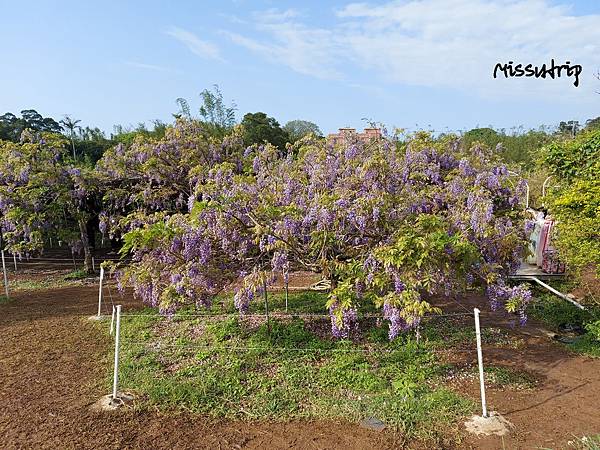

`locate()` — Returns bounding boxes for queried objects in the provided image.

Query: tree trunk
[263,276,270,333]
[86,217,98,251]
[78,218,93,274]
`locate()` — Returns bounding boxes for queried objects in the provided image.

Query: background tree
[176,85,237,139]
[283,119,322,143]
[541,129,600,280]
[461,126,552,170]
[557,120,580,137]
[60,115,82,159]
[0,113,18,141]
[585,116,600,131]
[111,120,167,146]
[0,109,61,142]
[75,126,113,165]
[241,112,289,152]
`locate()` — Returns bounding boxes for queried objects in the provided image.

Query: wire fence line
[115,311,474,320]
[118,340,478,354]
[97,304,478,355]
[72,310,478,323]
[99,308,479,356]
[16,259,131,263]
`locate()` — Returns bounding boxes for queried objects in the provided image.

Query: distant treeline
[2,85,599,170]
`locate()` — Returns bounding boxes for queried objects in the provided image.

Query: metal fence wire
[106,303,489,417]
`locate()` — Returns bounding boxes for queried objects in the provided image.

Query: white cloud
[222,8,342,79]
[224,28,341,79]
[166,26,222,61]
[225,1,600,100]
[261,8,301,22]
[124,61,179,73]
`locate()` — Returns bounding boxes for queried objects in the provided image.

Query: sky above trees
[1,0,598,134]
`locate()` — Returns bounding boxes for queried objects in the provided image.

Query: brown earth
[1,274,599,449]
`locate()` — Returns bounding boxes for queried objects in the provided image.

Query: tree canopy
[0,109,62,142]
[461,127,552,170]
[283,119,322,142]
[541,129,600,276]
[175,85,237,139]
[241,112,289,151]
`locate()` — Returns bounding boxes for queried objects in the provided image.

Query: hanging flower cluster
[96,119,246,240]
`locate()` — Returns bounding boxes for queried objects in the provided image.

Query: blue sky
[1,0,599,135]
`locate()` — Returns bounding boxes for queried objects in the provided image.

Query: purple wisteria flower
[329,303,358,339]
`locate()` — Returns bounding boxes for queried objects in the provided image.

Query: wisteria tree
[96,119,246,243]
[117,130,532,339]
[0,130,100,272]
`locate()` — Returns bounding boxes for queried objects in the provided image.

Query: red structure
[327,127,381,145]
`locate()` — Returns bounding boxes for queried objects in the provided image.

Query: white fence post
[1,250,9,299]
[110,306,116,335]
[284,273,289,313]
[13,253,17,272]
[97,266,104,317]
[263,277,270,333]
[112,305,122,400]
[474,308,488,418]
[92,257,96,273]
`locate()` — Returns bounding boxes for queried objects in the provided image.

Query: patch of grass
[528,292,591,331]
[483,366,537,389]
[229,290,330,315]
[568,434,600,450]
[419,316,523,350]
[0,294,13,304]
[10,275,86,291]
[569,334,600,358]
[63,269,89,280]
[166,290,331,318]
[246,319,332,351]
[420,316,474,348]
[11,279,56,290]
[112,296,474,443]
[365,322,390,343]
[442,363,537,390]
[257,290,330,314]
[529,291,600,358]
[194,289,379,317]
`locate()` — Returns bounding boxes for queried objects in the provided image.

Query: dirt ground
[1,273,599,449]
